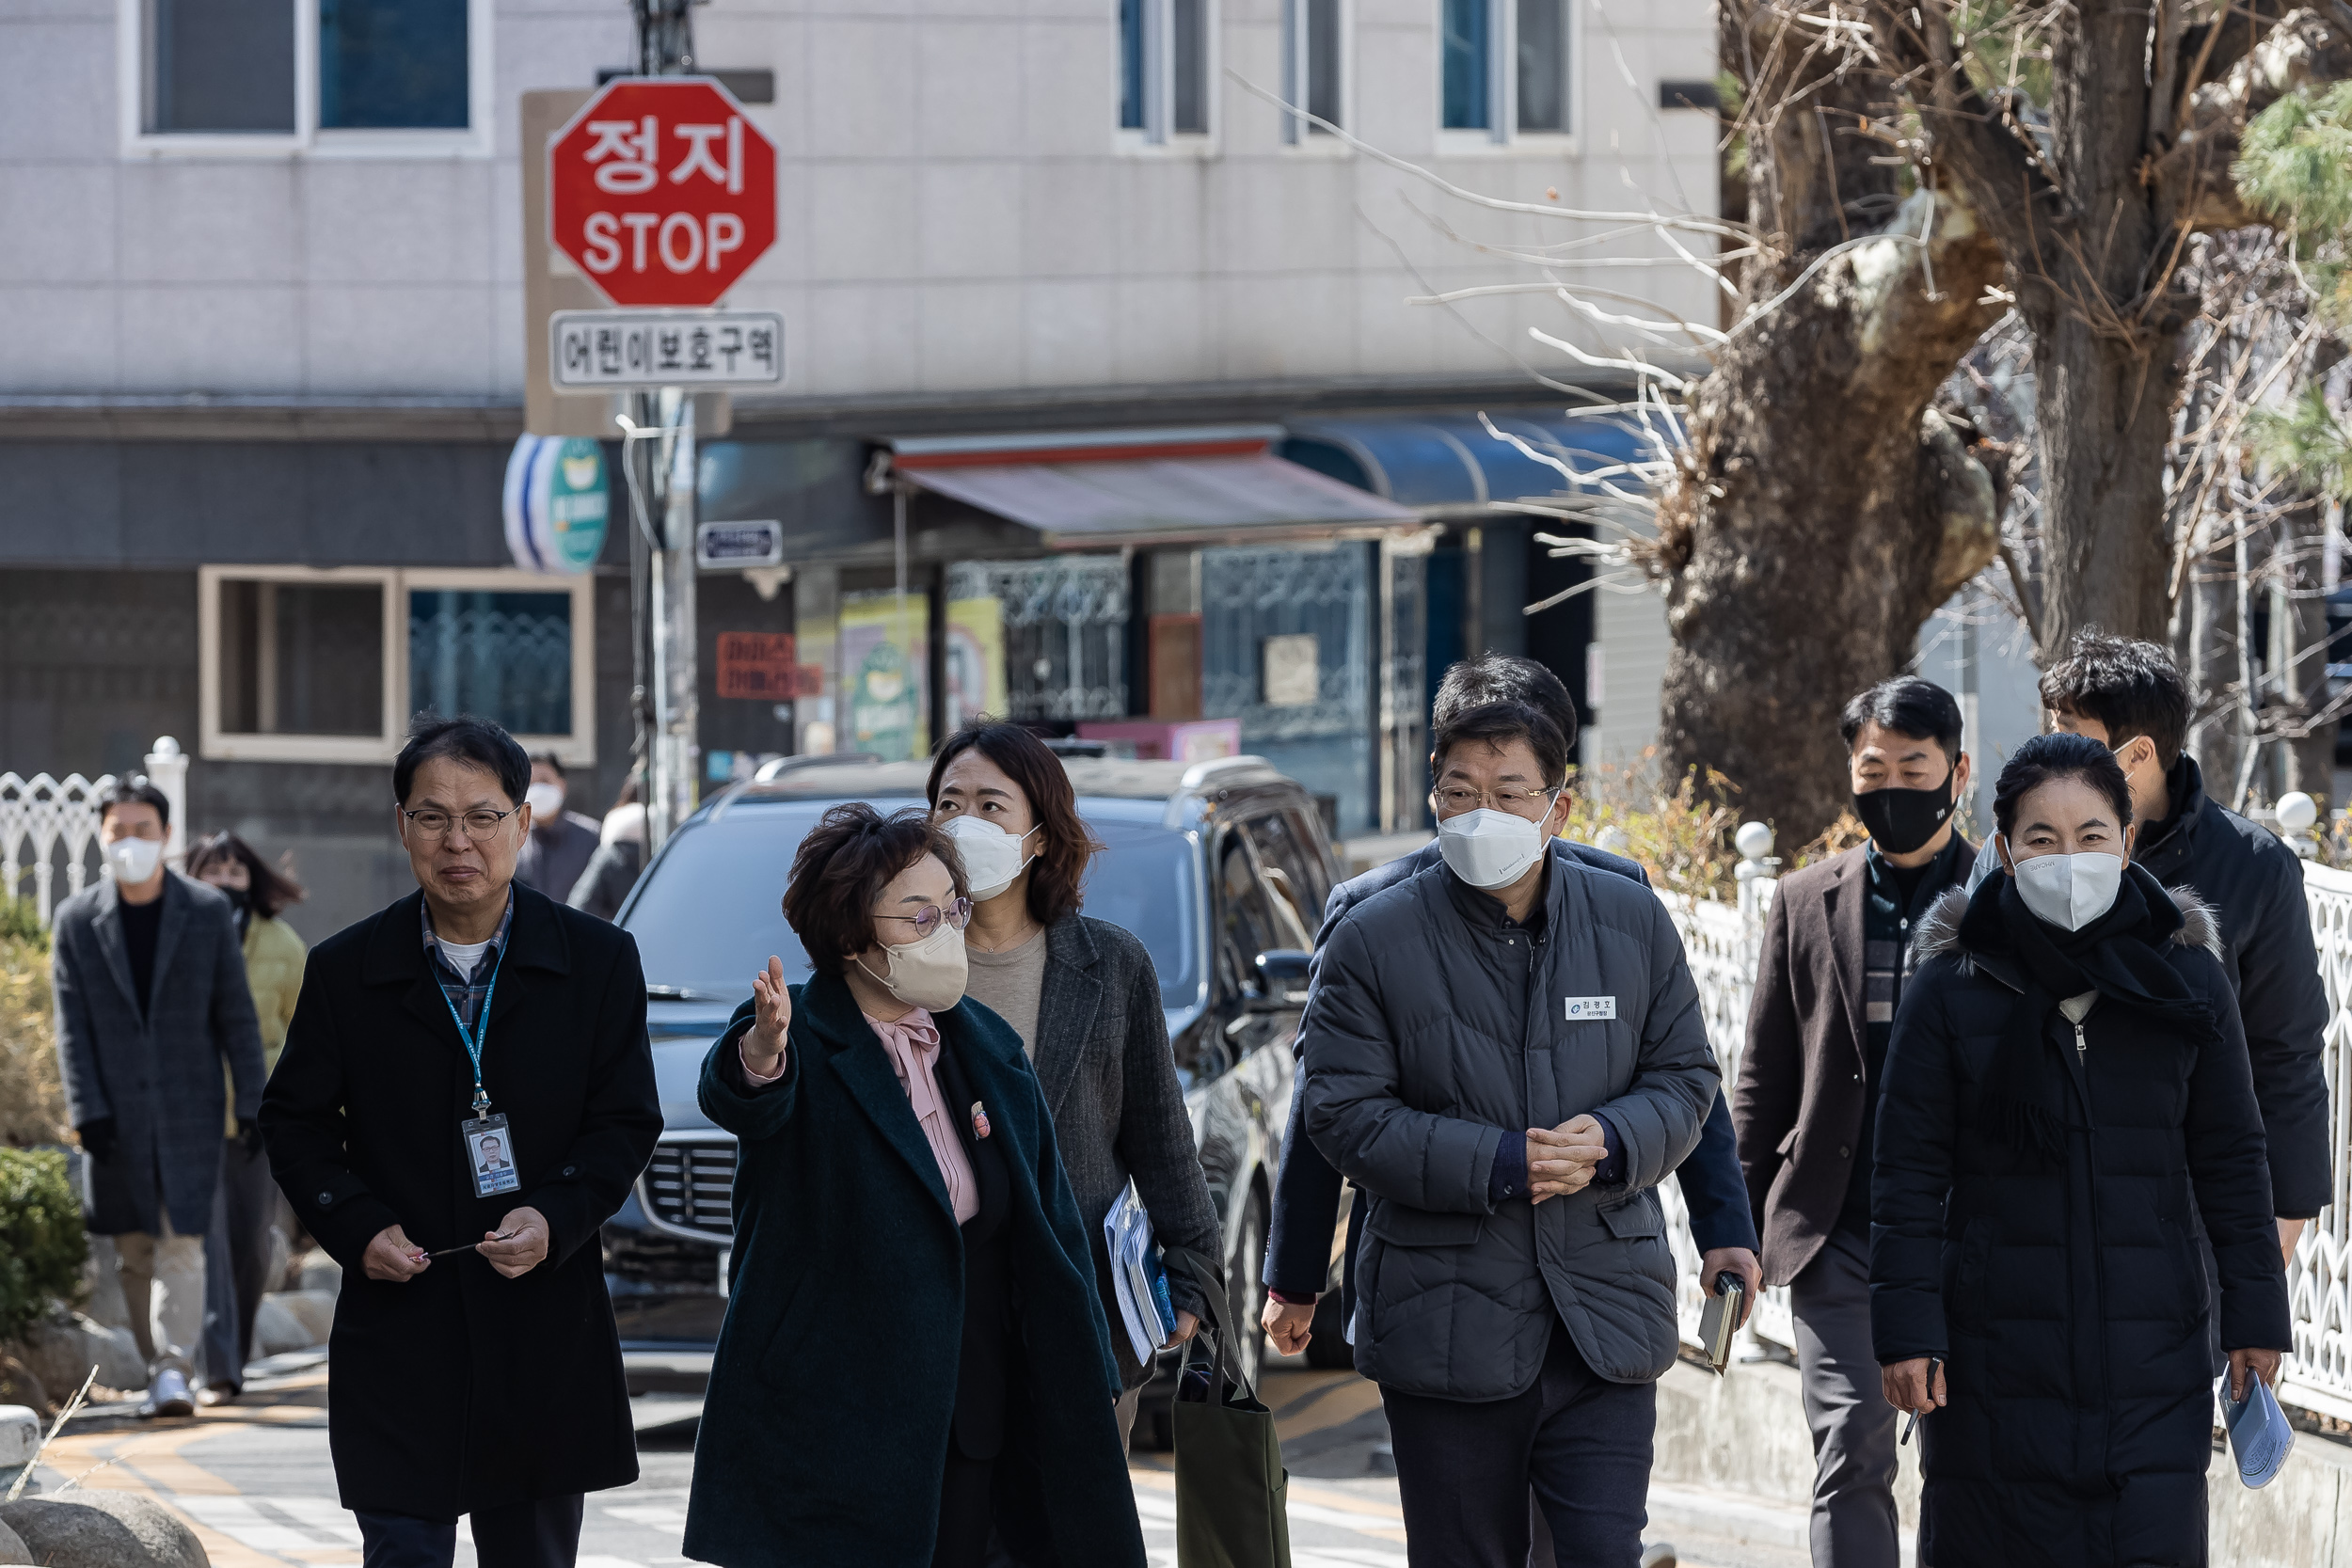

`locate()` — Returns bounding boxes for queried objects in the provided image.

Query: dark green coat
[680,974,1146,1568]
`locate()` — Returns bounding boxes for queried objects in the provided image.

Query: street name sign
[551,309,785,390]
[695,518,785,568]
[548,77,778,308]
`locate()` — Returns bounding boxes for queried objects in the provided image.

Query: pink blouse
[740,1006,978,1224]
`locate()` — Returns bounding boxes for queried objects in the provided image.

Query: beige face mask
[857,922,969,1012]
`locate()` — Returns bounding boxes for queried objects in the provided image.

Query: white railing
[0,738,189,927]
[2285,858,2352,1420]
[1664,823,2352,1406]
[1658,822,1797,1355]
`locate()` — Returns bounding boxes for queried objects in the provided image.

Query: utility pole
[629,0,697,854]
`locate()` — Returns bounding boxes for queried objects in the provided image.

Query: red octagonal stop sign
[549,77,777,309]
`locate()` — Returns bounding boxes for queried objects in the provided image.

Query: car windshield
[622,800,1201,1009]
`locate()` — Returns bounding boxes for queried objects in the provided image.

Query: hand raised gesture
[745,956,791,1073]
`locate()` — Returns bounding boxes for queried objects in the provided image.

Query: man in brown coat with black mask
[1733,676,1974,1568]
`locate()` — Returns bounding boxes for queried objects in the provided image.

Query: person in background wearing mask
[566,777,647,921]
[262,714,660,1568]
[1732,676,1972,1568]
[50,779,265,1418]
[683,803,1145,1568]
[185,832,309,1404]
[1969,632,2329,1265]
[1300,701,1718,1568]
[1876,733,2285,1564]
[514,752,600,902]
[925,721,1218,1449]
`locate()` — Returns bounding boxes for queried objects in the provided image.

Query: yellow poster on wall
[945,595,1008,730]
[839,590,929,761]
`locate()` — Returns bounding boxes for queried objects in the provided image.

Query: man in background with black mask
[1733,676,1971,1568]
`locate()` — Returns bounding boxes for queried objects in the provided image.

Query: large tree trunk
[1658,191,2006,837]
[2032,321,2187,648]
[1656,4,2006,838]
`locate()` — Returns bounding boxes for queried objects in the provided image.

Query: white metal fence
[0,738,189,927]
[1661,832,2352,1412]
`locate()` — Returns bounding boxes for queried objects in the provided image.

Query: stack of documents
[1104,1181,1176,1364]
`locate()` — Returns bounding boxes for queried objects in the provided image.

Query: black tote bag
[1166,1246,1293,1568]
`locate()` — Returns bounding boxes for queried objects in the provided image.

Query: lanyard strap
[437,941,506,1117]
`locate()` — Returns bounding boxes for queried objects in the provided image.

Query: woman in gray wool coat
[926,721,1224,1446]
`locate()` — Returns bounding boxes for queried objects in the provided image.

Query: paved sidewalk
[19,1352,1803,1567]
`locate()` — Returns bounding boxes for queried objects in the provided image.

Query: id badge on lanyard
[441,944,520,1200]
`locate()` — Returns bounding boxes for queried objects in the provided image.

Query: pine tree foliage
[2235,82,2352,331]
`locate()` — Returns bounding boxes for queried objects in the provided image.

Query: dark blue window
[319,0,469,130]
[409,590,572,736]
[1120,0,1146,130]
[1441,0,1489,130]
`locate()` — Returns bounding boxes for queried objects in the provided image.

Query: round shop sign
[503,435,610,574]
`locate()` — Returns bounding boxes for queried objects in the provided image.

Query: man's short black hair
[1838,676,1964,761]
[394,713,531,808]
[1432,701,1570,789]
[2037,630,2192,766]
[96,776,171,829]
[1433,655,1579,752]
[532,751,565,779]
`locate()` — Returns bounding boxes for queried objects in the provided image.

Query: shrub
[0,904,67,1149]
[1564,755,1745,901]
[0,1147,87,1343]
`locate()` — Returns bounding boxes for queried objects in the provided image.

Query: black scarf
[1957,862,2215,1164]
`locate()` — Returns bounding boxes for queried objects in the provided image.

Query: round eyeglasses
[402,806,519,842]
[873,896,974,940]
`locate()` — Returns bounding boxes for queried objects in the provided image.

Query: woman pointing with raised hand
[682,803,1144,1568]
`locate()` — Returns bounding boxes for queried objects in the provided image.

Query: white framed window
[1117,0,1217,149]
[199,565,595,765]
[119,0,494,156]
[1280,0,1348,145]
[1438,0,1575,149]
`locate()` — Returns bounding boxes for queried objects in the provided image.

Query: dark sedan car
[599,751,1342,1432]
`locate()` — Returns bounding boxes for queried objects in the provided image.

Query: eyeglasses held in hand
[873,896,974,938]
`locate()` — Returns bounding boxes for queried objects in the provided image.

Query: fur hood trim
[1912,879,2222,968]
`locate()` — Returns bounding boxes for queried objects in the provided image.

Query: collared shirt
[421,893,516,1036]
[741,1006,980,1224]
[1841,834,1969,1236]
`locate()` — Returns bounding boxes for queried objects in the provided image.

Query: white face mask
[525,782,565,820]
[2007,847,2125,931]
[941,816,1039,903]
[1437,807,1549,891]
[858,922,969,1013]
[106,835,164,885]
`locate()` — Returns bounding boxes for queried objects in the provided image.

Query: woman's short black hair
[927,721,1102,928]
[781,802,968,975]
[393,713,530,808]
[1430,700,1570,788]
[1993,732,2134,838]
[1838,676,1963,760]
[185,832,308,919]
[96,776,171,830]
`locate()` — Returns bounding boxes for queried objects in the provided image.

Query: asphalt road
[21,1349,1804,1568]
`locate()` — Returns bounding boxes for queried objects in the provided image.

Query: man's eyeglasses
[402,806,519,842]
[1432,785,1562,818]
[874,897,974,939]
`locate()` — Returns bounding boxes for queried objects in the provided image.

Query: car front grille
[639,1141,738,1239]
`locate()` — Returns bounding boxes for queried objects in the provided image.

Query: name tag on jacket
[1563,996,1616,1021]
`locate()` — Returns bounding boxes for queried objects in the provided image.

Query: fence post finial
[145,736,188,870]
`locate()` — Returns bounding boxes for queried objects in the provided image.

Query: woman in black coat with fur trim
[1871,733,2288,1567]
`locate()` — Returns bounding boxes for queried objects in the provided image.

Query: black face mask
[1852,772,1955,856]
[219,886,249,911]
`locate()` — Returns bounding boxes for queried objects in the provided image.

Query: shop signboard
[501,435,610,574]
